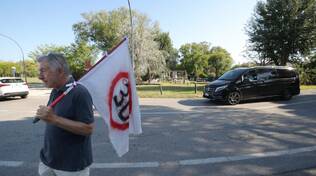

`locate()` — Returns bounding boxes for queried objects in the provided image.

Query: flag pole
[127,0,134,69]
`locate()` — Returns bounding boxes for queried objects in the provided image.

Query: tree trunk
[280,53,289,66]
[148,68,151,84]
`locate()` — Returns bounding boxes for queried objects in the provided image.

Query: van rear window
[277,69,296,78]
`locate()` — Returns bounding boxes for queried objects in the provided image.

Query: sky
[0,0,259,64]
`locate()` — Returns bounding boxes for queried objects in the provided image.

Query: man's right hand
[36,105,56,124]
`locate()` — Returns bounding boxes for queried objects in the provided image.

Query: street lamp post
[127,0,134,68]
[0,33,27,83]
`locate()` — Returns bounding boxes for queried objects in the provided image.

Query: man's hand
[36,105,56,124]
[35,105,93,136]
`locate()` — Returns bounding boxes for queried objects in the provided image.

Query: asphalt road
[0,89,316,176]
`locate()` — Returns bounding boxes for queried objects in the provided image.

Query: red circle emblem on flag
[108,72,132,130]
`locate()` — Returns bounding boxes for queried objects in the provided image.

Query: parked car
[203,66,300,105]
[0,77,29,99]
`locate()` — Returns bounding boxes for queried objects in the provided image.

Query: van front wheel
[226,91,241,105]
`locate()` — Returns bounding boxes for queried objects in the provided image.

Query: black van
[203,66,300,105]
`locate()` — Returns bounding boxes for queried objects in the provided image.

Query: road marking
[180,145,316,166]
[1,145,316,168]
[0,161,23,167]
[92,161,159,168]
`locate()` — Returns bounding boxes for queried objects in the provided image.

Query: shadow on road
[0,97,24,102]
[0,94,316,176]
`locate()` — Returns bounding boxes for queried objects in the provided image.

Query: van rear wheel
[227,91,241,105]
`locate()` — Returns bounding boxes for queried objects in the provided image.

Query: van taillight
[0,83,9,87]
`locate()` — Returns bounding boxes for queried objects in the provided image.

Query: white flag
[79,38,142,157]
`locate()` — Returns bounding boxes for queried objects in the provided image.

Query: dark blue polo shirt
[40,77,94,171]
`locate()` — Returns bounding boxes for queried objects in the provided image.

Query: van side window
[257,69,277,81]
[244,70,257,82]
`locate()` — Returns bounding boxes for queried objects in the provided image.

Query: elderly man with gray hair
[36,53,94,176]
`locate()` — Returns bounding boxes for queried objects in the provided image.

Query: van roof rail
[251,66,294,70]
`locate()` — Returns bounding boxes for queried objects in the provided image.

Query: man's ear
[57,68,63,74]
[57,68,66,77]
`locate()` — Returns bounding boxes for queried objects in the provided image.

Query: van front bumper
[203,91,226,101]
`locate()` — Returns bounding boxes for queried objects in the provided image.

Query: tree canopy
[208,47,233,78]
[179,42,233,80]
[0,60,38,77]
[28,42,98,80]
[179,42,210,79]
[246,0,316,65]
[154,32,179,70]
[73,7,167,79]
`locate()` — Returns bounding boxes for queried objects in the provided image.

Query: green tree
[179,42,210,80]
[28,44,66,60]
[231,62,257,69]
[73,7,167,80]
[294,52,316,84]
[246,0,316,65]
[64,41,98,80]
[16,60,38,77]
[0,61,18,76]
[29,42,97,80]
[154,32,179,70]
[208,47,233,78]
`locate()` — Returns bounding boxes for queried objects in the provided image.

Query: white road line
[1,146,316,168]
[92,162,159,168]
[179,145,316,166]
[0,161,23,167]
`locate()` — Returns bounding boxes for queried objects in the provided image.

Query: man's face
[38,61,62,88]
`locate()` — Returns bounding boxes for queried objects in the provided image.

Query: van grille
[205,87,215,93]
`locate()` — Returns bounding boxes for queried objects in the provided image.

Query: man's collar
[55,76,75,92]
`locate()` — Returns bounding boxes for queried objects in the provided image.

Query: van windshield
[218,69,246,81]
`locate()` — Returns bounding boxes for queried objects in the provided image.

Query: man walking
[36,53,94,176]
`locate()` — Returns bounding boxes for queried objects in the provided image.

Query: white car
[0,77,29,99]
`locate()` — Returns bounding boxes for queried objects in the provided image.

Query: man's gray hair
[37,53,71,76]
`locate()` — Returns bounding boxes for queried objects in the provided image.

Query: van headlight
[215,85,228,92]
